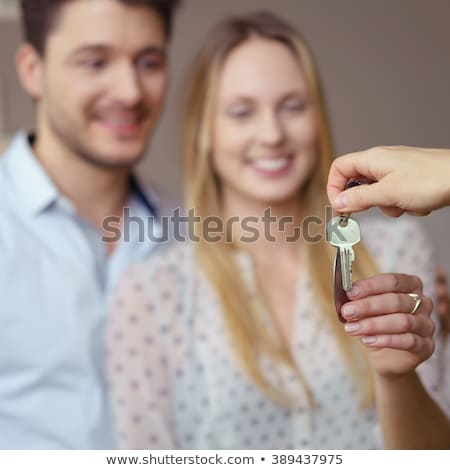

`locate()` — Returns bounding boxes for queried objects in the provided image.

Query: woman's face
[212,38,318,208]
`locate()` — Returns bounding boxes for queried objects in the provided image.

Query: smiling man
[0,0,180,449]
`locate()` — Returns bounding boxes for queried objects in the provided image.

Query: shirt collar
[129,174,159,218]
[2,132,59,215]
[2,132,159,217]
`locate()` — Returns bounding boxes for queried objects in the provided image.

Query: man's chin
[79,146,147,170]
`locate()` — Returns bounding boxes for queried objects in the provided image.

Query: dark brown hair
[20,0,181,55]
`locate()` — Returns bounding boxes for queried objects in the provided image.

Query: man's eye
[82,58,105,69]
[137,57,162,70]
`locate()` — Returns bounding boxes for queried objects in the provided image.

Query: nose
[110,62,143,106]
[259,110,285,147]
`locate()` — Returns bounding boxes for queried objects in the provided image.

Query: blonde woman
[106,12,450,449]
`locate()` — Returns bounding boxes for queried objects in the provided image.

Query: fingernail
[348,286,361,297]
[344,322,360,333]
[342,304,357,318]
[361,336,377,345]
[334,194,347,209]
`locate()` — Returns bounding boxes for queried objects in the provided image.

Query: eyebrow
[280,91,309,101]
[226,90,308,104]
[68,44,166,60]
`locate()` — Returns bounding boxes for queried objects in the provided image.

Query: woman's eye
[228,107,252,119]
[283,100,307,113]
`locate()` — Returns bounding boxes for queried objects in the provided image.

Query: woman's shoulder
[359,213,425,243]
[358,213,430,260]
[129,241,194,277]
[358,213,436,295]
[112,242,197,320]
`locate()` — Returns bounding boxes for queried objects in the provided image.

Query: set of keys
[326,180,372,323]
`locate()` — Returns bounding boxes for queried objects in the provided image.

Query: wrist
[373,370,419,391]
[437,151,450,206]
[445,166,450,207]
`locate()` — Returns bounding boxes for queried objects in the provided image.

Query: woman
[106,12,450,449]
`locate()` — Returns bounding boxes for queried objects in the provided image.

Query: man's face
[39,0,168,168]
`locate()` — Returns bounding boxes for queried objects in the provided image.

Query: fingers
[436,288,450,323]
[341,273,432,324]
[327,148,392,212]
[405,210,432,217]
[327,151,367,204]
[344,312,435,338]
[327,149,385,196]
[435,268,450,334]
[341,292,432,321]
[436,299,449,319]
[436,270,449,313]
[381,206,405,218]
[346,273,423,299]
[332,182,395,213]
[436,268,447,289]
[341,272,437,374]
[359,333,435,355]
[341,271,435,364]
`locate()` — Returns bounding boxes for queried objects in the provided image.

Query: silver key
[326,216,360,291]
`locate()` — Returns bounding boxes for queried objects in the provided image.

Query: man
[0,0,180,449]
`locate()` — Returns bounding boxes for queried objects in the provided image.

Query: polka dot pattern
[106,218,450,449]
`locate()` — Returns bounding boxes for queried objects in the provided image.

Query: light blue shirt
[0,133,161,449]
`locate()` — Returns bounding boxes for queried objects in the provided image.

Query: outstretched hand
[327,146,450,217]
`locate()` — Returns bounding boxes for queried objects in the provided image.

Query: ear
[16,43,44,100]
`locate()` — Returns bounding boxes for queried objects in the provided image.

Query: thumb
[333,181,395,212]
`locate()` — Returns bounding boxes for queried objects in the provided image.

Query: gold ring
[408,293,422,314]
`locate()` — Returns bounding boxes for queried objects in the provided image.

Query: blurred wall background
[1,0,449,274]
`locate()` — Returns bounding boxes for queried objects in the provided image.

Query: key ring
[338,179,376,227]
[339,213,350,227]
[338,181,361,227]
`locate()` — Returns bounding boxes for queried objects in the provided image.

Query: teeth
[252,158,290,171]
[103,120,138,126]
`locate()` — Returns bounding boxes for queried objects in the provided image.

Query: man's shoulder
[0,135,37,255]
[0,159,15,217]
[0,148,24,220]
[0,132,27,206]
[0,167,16,283]
[137,180,181,218]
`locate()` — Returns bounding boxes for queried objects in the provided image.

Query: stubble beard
[47,111,149,170]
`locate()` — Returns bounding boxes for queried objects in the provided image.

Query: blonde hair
[183,11,378,406]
